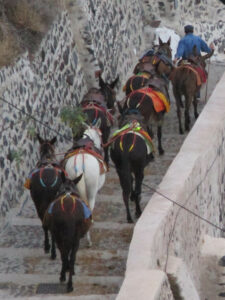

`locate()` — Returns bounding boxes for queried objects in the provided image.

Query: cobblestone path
[0,61,223,299]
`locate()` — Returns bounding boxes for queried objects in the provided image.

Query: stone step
[14,295,117,300]
[17,192,152,222]
[0,247,127,277]
[0,221,134,251]
[0,273,123,297]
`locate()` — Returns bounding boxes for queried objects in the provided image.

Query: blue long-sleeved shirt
[175,33,212,59]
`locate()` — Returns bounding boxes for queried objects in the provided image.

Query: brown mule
[171,46,214,134]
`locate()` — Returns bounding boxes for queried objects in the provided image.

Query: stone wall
[0,12,87,221]
[0,0,146,222]
[142,0,225,60]
[117,72,225,299]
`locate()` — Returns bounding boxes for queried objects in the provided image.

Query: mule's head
[37,134,57,161]
[98,74,119,109]
[189,45,213,70]
[158,37,172,59]
[118,108,145,129]
[82,120,102,150]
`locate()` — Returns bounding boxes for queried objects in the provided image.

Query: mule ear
[73,174,83,185]
[159,37,163,46]
[95,118,101,128]
[37,134,44,144]
[82,122,90,129]
[110,76,119,89]
[167,36,171,46]
[98,74,105,89]
[50,136,57,145]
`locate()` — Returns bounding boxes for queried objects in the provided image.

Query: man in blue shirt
[174,25,214,100]
[174,25,214,62]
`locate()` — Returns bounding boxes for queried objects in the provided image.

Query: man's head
[184,25,194,34]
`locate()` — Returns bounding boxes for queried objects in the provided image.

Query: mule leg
[86,231,92,248]
[173,91,184,134]
[117,167,133,223]
[60,248,69,283]
[193,95,199,119]
[184,95,192,131]
[67,237,80,293]
[157,125,164,155]
[50,233,56,260]
[43,226,50,254]
[133,170,144,218]
[123,190,133,223]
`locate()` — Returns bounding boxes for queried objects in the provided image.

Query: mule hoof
[135,211,142,218]
[67,285,73,293]
[159,149,164,155]
[60,275,66,282]
[127,218,133,224]
[44,248,50,254]
[51,252,56,260]
[87,241,93,248]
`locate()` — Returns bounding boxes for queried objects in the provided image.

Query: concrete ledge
[117,270,173,300]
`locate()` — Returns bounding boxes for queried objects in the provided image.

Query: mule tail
[76,172,88,205]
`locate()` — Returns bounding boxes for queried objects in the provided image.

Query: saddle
[67,137,102,157]
[177,60,207,85]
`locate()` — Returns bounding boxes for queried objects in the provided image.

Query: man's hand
[209,42,215,50]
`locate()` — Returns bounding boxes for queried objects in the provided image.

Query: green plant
[60,106,87,139]
[27,125,37,140]
[10,148,24,167]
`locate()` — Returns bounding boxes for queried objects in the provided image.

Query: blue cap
[184,25,194,33]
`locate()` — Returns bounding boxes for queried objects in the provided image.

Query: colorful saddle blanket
[127,87,170,113]
[48,193,92,219]
[24,165,65,190]
[111,121,155,154]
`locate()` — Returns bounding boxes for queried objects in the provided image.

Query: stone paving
[0,62,224,299]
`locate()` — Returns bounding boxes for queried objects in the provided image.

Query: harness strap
[136,93,147,108]
[39,166,59,188]
[60,194,76,213]
[119,132,137,152]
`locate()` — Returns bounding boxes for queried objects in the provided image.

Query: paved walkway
[0,62,224,299]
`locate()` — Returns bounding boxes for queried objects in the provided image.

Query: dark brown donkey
[25,134,66,259]
[171,46,214,134]
[134,37,174,81]
[109,112,154,223]
[118,74,170,155]
[43,176,92,292]
[123,38,173,97]
[81,72,119,164]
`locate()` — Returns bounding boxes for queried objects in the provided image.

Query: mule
[109,112,154,223]
[26,134,66,259]
[118,74,170,155]
[171,46,213,134]
[81,72,119,164]
[123,37,173,97]
[134,37,174,82]
[43,175,92,292]
[62,121,106,246]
